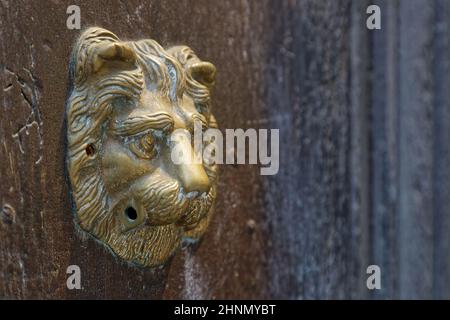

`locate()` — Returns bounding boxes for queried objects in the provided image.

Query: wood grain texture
[1,0,450,299]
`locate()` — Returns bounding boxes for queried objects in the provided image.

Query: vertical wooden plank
[349,0,371,300]
[398,0,435,299]
[432,0,450,299]
[370,0,400,299]
[264,0,354,299]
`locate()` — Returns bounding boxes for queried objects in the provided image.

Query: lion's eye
[130,133,157,159]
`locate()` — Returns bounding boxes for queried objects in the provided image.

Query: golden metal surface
[65,27,218,267]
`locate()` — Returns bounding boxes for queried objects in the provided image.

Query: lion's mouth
[176,185,216,228]
[137,182,215,228]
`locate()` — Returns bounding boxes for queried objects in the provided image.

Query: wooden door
[1,0,450,299]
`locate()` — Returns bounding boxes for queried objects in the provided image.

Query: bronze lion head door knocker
[65,27,218,267]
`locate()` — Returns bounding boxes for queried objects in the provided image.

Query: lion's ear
[92,42,136,73]
[71,27,137,86]
[167,45,216,88]
[188,61,216,88]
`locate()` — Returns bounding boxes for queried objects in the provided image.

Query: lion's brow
[111,111,174,136]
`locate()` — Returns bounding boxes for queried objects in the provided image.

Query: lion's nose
[171,135,211,194]
[178,162,210,194]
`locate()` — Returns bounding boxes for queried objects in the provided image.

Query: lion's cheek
[101,138,155,194]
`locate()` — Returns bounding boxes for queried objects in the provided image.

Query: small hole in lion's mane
[85,144,96,157]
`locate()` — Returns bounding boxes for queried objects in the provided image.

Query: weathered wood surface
[1,0,450,299]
